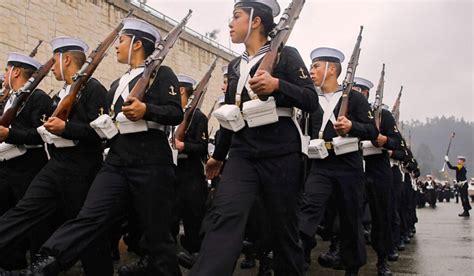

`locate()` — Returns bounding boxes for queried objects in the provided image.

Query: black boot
[118,255,151,276]
[301,234,316,271]
[397,240,406,251]
[240,257,256,269]
[318,239,339,268]
[387,250,399,262]
[13,255,60,276]
[458,211,470,217]
[403,235,411,244]
[257,252,273,276]
[377,259,392,276]
[240,240,256,269]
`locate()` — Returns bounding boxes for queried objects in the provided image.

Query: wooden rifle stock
[0,40,44,112]
[206,98,219,118]
[29,40,43,58]
[256,0,305,100]
[0,57,55,127]
[51,10,133,121]
[338,26,363,118]
[391,85,403,125]
[127,10,192,102]
[175,57,217,141]
[196,59,219,110]
[374,63,385,129]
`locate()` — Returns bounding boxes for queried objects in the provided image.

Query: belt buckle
[325,142,333,150]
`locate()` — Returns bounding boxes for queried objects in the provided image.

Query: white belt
[24,145,43,149]
[276,107,292,117]
[178,153,189,159]
[146,121,166,131]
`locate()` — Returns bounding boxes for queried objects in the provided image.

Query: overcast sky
[146,0,473,122]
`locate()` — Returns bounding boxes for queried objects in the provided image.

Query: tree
[403,116,473,180]
[416,143,436,176]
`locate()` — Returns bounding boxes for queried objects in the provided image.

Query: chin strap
[59,53,65,81]
[318,61,329,90]
[128,35,136,66]
[243,7,254,44]
[7,66,14,90]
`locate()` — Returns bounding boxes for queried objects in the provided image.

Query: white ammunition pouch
[115,112,165,134]
[300,133,310,157]
[116,112,148,134]
[308,139,329,159]
[242,97,278,128]
[332,136,360,156]
[213,104,245,132]
[90,114,118,139]
[0,142,26,161]
[37,126,77,148]
[213,101,293,131]
[361,140,383,156]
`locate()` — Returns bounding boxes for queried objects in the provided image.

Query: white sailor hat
[426,174,433,178]
[121,18,161,44]
[310,47,345,64]
[457,156,466,161]
[50,36,89,54]
[234,0,281,17]
[6,52,42,70]
[222,65,228,76]
[177,74,197,87]
[217,95,225,105]
[354,77,374,90]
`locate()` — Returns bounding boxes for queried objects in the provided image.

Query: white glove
[444,155,449,162]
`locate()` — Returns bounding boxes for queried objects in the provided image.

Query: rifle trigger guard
[72,73,87,82]
[269,25,290,38]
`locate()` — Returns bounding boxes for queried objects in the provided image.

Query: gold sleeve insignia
[169,85,177,96]
[298,68,308,79]
[368,111,374,119]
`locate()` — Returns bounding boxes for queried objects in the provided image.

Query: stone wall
[0,0,235,132]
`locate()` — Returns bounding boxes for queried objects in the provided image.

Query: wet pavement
[60,200,473,275]
[301,201,474,276]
